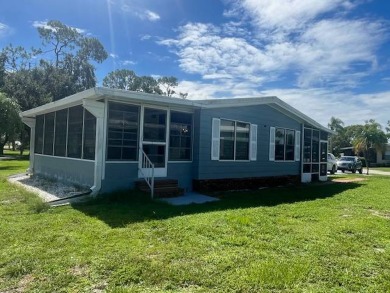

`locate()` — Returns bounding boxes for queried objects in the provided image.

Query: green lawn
[1,160,390,292]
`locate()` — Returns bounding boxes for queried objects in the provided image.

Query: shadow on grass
[72,181,363,228]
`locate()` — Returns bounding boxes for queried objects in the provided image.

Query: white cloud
[145,10,160,21]
[110,53,118,59]
[140,34,152,41]
[122,60,136,66]
[159,0,387,89]
[0,22,12,38]
[120,3,160,22]
[32,20,86,34]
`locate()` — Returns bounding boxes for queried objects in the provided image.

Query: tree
[0,93,22,156]
[327,117,345,154]
[102,69,140,91]
[158,76,177,97]
[103,70,189,97]
[36,20,108,100]
[352,120,387,175]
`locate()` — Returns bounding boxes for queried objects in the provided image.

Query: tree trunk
[0,142,5,156]
[365,151,369,175]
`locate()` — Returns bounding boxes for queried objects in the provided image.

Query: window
[35,115,44,154]
[274,128,295,161]
[220,120,235,160]
[54,109,67,157]
[43,112,55,155]
[83,110,96,160]
[220,119,250,161]
[169,111,192,161]
[107,102,139,160]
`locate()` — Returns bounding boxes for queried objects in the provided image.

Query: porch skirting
[193,175,300,193]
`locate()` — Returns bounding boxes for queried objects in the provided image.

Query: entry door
[319,140,328,181]
[139,107,169,177]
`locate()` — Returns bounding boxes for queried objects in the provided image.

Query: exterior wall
[195,105,301,180]
[167,162,193,192]
[100,162,193,193]
[100,163,139,193]
[34,154,95,187]
[376,144,390,165]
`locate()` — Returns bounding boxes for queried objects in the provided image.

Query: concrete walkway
[368,169,390,176]
[159,192,219,206]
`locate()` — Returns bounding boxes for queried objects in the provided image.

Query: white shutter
[250,124,258,161]
[211,118,220,160]
[295,130,301,161]
[269,127,275,161]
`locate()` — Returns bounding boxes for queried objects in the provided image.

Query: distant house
[376,143,390,166]
[21,87,333,196]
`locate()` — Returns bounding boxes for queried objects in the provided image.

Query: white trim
[211,118,220,160]
[34,153,95,162]
[295,130,301,161]
[22,117,36,174]
[250,124,257,161]
[269,127,275,161]
[139,106,169,178]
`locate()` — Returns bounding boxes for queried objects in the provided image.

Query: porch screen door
[139,107,168,177]
[319,140,328,181]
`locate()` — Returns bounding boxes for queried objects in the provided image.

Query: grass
[1,159,390,292]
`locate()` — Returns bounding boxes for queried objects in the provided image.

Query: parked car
[327,153,337,174]
[337,156,363,174]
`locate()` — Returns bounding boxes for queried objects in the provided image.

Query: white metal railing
[139,148,155,199]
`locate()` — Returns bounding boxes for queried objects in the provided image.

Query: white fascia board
[94,87,203,108]
[20,88,101,118]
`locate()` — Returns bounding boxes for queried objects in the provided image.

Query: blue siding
[101,162,193,193]
[101,163,138,193]
[195,105,301,180]
[167,162,193,192]
[34,155,95,186]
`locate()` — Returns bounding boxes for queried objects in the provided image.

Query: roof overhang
[20,87,333,134]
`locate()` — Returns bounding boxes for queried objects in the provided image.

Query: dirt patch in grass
[332,178,366,183]
[368,209,390,220]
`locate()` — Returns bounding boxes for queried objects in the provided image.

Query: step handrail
[139,148,155,199]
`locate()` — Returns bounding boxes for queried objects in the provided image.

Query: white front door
[138,107,169,178]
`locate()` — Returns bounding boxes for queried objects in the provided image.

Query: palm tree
[352,120,387,175]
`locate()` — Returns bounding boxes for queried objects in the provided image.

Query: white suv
[327,153,337,174]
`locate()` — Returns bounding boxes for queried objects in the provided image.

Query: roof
[21,87,333,133]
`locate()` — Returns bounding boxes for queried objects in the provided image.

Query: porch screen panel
[83,109,96,160]
[169,111,192,161]
[107,102,139,161]
[43,112,55,155]
[67,106,83,158]
[54,109,67,157]
[35,115,44,154]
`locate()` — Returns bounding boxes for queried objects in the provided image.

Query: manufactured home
[21,87,332,196]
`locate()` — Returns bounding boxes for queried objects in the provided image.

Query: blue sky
[1,0,389,128]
